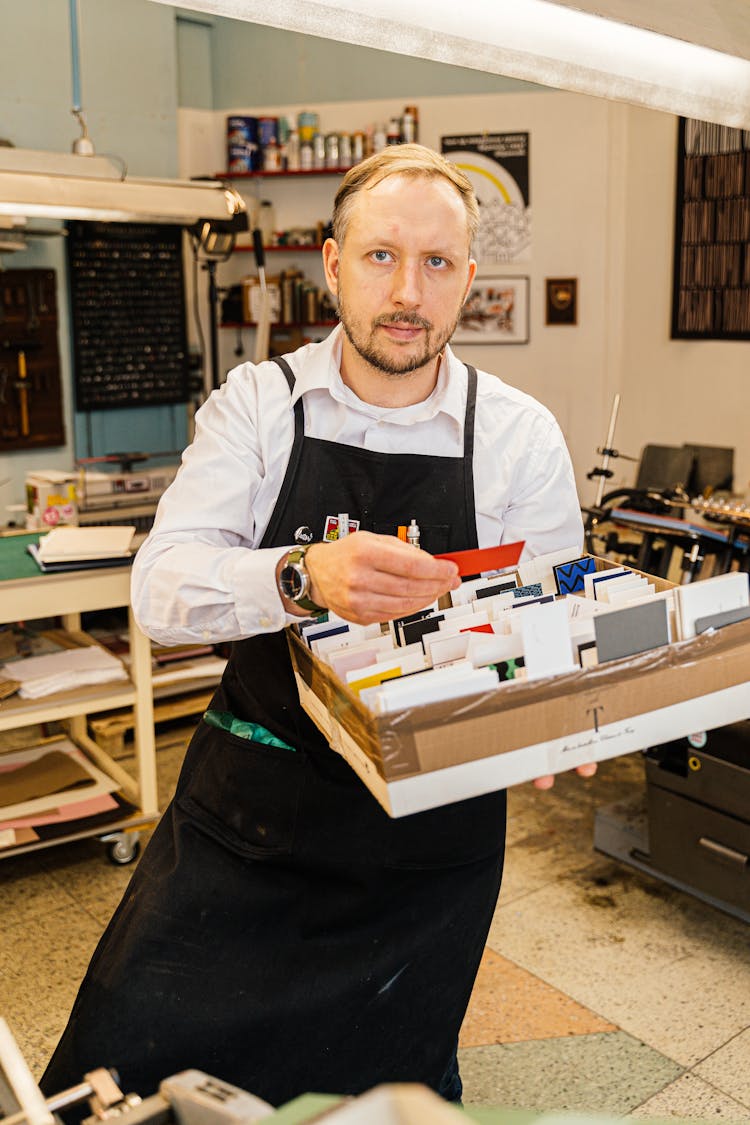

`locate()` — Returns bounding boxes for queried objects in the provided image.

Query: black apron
[42,358,507,1110]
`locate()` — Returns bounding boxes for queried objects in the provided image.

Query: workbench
[0,532,157,862]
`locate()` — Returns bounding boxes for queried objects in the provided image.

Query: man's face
[323,174,477,380]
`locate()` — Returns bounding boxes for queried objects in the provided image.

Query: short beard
[337,291,463,377]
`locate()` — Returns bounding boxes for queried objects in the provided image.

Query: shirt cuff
[232,544,292,635]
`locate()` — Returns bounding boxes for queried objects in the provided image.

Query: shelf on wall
[233,244,324,253]
[217,168,350,180]
[221,320,338,330]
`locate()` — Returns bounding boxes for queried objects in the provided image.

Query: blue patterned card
[554,556,597,595]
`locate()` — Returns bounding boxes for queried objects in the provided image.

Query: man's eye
[428,256,448,268]
[371,250,392,262]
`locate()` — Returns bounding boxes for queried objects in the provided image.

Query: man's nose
[390,261,422,307]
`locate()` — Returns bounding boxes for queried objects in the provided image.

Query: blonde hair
[332,143,479,248]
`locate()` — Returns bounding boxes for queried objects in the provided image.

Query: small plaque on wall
[545,278,578,325]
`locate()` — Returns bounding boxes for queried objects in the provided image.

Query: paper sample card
[586,567,631,600]
[594,600,670,663]
[694,605,750,634]
[475,578,519,599]
[553,555,597,595]
[520,599,577,680]
[675,572,750,640]
[518,544,582,591]
[435,541,524,577]
[513,583,543,599]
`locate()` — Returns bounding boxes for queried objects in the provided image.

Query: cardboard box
[25,471,79,530]
[288,564,750,817]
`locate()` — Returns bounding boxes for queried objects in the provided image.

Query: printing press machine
[0,1018,725,1125]
[595,721,750,922]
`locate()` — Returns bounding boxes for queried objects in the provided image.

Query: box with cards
[288,544,750,817]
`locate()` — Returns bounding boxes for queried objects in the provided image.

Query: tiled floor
[1,735,749,1122]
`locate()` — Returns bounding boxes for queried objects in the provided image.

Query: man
[42,144,590,1111]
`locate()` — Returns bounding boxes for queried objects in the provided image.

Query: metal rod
[595,392,621,507]
[69,0,83,112]
[0,1019,55,1125]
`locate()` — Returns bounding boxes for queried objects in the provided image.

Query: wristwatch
[278,545,327,616]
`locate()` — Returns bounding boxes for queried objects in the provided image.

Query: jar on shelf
[286,130,301,171]
[300,140,314,170]
[386,118,401,145]
[263,139,282,172]
[325,134,340,169]
[401,107,417,144]
[257,200,276,246]
[312,133,326,169]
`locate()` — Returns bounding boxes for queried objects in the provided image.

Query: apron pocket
[384,788,506,870]
[176,721,305,858]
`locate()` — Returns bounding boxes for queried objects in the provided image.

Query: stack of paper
[0,740,120,849]
[38,525,135,562]
[1,646,128,699]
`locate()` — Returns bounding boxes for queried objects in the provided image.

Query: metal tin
[258,116,278,148]
[313,133,326,169]
[351,132,365,164]
[297,111,319,142]
[325,133,340,169]
[401,110,416,144]
[338,133,353,169]
[226,115,259,172]
[299,141,314,170]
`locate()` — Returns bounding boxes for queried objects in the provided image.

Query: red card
[435,541,524,577]
[459,623,494,634]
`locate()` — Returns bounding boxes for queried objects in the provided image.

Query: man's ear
[322,238,341,299]
[462,258,478,304]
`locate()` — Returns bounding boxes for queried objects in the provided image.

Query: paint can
[227,116,259,173]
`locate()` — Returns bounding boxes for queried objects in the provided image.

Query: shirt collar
[289,323,467,428]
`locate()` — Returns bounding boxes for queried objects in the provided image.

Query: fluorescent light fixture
[0,147,248,227]
[151,0,750,127]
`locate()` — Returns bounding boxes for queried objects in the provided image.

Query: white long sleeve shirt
[131,326,583,645]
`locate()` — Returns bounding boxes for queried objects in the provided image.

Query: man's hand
[533,762,598,790]
[303,531,461,625]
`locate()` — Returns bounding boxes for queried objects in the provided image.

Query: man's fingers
[533,762,599,790]
[532,775,555,790]
[306,532,460,623]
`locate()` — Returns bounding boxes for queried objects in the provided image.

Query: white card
[675,572,750,640]
[518,545,583,591]
[520,599,577,680]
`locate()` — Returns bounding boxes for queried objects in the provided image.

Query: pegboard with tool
[0,268,64,450]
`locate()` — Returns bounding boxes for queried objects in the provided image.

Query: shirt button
[259,614,273,628]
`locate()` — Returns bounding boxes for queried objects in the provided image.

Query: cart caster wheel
[105,834,141,866]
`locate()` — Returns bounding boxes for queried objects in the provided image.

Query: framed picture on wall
[453,276,529,344]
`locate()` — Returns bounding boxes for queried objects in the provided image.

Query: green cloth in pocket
[203,710,296,751]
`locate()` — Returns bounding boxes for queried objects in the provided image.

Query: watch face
[280,564,304,600]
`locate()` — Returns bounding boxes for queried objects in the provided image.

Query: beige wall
[179,90,749,503]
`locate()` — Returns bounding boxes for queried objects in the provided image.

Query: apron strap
[463,365,479,550]
[260,357,306,549]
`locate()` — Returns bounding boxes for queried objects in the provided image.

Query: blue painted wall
[0,0,186,510]
[0,1,539,509]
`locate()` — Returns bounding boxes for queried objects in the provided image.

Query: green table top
[0,533,45,582]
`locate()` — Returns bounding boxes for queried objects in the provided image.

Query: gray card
[694,605,750,634]
[594,600,670,663]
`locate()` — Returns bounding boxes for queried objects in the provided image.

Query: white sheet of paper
[326,635,395,677]
[675,572,750,640]
[372,663,498,714]
[466,631,525,668]
[520,599,577,680]
[426,632,472,667]
[518,545,582,592]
